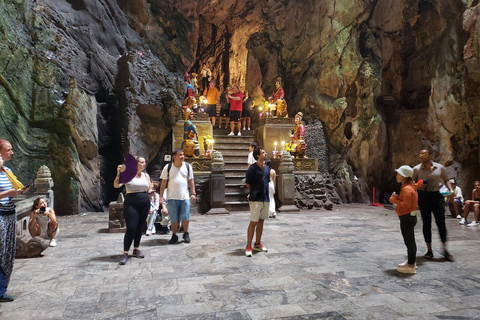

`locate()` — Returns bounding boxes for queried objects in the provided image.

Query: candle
[281,141,285,151]
[274,141,277,151]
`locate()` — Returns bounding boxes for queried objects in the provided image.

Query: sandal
[443,251,454,262]
[423,251,433,259]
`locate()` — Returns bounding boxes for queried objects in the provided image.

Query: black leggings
[399,214,417,265]
[123,192,149,252]
[418,191,447,243]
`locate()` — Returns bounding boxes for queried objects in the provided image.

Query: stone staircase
[213,127,254,212]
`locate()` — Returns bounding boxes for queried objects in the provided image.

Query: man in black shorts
[219,87,230,129]
[203,80,220,127]
[227,86,244,136]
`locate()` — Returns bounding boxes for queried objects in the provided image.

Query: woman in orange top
[389,165,419,274]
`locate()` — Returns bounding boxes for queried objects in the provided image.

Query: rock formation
[0,0,479,213]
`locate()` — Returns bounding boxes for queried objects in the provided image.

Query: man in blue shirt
[245,147,270,257]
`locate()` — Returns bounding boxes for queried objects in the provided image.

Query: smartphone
[23,184,31,190]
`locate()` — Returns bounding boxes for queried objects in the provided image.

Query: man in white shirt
[160,149,196,244]
[446,179,463,218]
[247,142,257,168]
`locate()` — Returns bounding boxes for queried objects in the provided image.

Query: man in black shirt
[244,147,270,257]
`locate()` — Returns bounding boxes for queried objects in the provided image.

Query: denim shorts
[167,199,190,223]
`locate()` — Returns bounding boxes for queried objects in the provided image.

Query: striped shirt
[0,167,15,211]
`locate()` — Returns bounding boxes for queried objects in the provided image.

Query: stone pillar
[207,151,229,214]
[277,151,299,213]
[108,193,125,233]
[33,165,54,208]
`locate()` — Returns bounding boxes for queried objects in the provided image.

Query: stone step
[215,143,251,150]
[223,162,248,170]
[224,170,247,177]
[214,149,250,156]
[225,184,248,193]
[224,201,250,212]
[214,136,255,144]
[225,192,249,202]
[213,128,254,137]
[225,176,245,184]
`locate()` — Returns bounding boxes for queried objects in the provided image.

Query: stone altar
[255,117,294,157]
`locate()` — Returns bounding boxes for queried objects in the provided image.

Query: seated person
[459,180,480,226]
[29,197,59,247]
[146,181,160,236]
[446,179,463,218]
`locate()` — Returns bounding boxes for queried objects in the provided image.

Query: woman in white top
[29,198,59,247]
[266,160,277,218]
[114,157,150,265]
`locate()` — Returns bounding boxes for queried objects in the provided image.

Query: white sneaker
[468,221,479,227]
[237,132,241,136]
[397,264,416,274]
[456,215,462,219]
[247,127,251,130]
[228,132,234,136]
[245,246,252,257]
[459,218,467,225]
[49,239,57,247]
[243,127,246,130]
[398,260,417,268]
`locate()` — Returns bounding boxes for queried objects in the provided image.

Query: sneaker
[228,132,234,136]
[119,253,129,265]
[253,242,268,252]
[398,260,417,268]
[459,218,467,225]
[397,264,416,274]
[169,234,178,244]
[456,215,462,219]
[146,231,152,236]
[49,239,57,247]
[468,221,479,227]
[237,132,241,136]
[243,127,246,130]
[247,127,251,130]
[183,232,191,243]
[0,294,14,302]
[245,245,253,257]
[133,249,144,258]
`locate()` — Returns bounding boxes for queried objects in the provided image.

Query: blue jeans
[0,267,7,296]
[167,200,190,223]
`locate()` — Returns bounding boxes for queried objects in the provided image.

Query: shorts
[205,104,217,117]
[249,201,269,222]
[219,108,230,117]
[167,199,190,223]
[242,108,251,117]
[230,110,241,122]
[448,198,462,207]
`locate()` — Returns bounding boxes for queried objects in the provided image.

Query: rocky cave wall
[1,0,479,214]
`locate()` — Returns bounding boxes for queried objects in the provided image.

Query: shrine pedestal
[255,118,294,157]
[173,119,213,155]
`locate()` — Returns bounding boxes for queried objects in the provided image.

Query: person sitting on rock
[446,179,463,219]
[29,197,59,247]
[459,180,480,226]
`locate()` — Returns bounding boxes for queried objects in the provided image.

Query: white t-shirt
[247,152,255,166]
[454,186,463,202]
[160,162,194,200]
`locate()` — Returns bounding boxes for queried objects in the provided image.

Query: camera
[39,207,46,213]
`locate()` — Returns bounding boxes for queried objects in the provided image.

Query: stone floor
[3,204,480,320]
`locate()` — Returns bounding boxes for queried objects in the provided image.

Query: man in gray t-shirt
[412,148,454,261]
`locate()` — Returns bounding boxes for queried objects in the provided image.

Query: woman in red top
[389,165,419,274]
